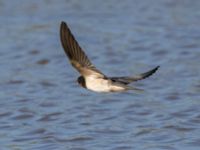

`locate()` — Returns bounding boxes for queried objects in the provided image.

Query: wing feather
[110,66,159,84]
[60,21,104,77]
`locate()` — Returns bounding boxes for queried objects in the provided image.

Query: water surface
[0,0,200,150]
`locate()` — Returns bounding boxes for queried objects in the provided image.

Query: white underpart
[85,76,125,92]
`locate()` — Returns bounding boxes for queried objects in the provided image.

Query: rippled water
[1,0,200,150]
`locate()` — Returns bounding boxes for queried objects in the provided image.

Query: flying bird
[60,21,159,93]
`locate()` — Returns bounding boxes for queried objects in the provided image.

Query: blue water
[0,0,200,150]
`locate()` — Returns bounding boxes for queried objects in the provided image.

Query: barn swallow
[60,21,159,93]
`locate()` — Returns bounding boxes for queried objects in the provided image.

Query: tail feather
[126,86,144,92]
[115,83,144,92]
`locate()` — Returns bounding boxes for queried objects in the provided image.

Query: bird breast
[85,76,125,92]
[85,76,111,92]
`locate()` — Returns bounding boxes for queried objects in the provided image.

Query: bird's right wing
[110,66,159,84]
[60,21,105,78]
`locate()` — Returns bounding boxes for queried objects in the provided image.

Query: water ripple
[1,0,200,149]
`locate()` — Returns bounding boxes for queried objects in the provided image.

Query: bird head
[77,76,86,88]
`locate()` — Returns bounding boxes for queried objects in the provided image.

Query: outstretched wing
[60,21,105,77]
[110,66,159,84]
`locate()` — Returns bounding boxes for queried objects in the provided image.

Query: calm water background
[0,0,200,150]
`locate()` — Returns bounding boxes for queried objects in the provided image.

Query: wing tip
[60,21,72,46]
[140,65,160,80]
[61,21,67,27]
[154,65,160,72]
[60,21,68,33]
[149,65,160,75]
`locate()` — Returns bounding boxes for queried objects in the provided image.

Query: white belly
[85,76,125,92]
